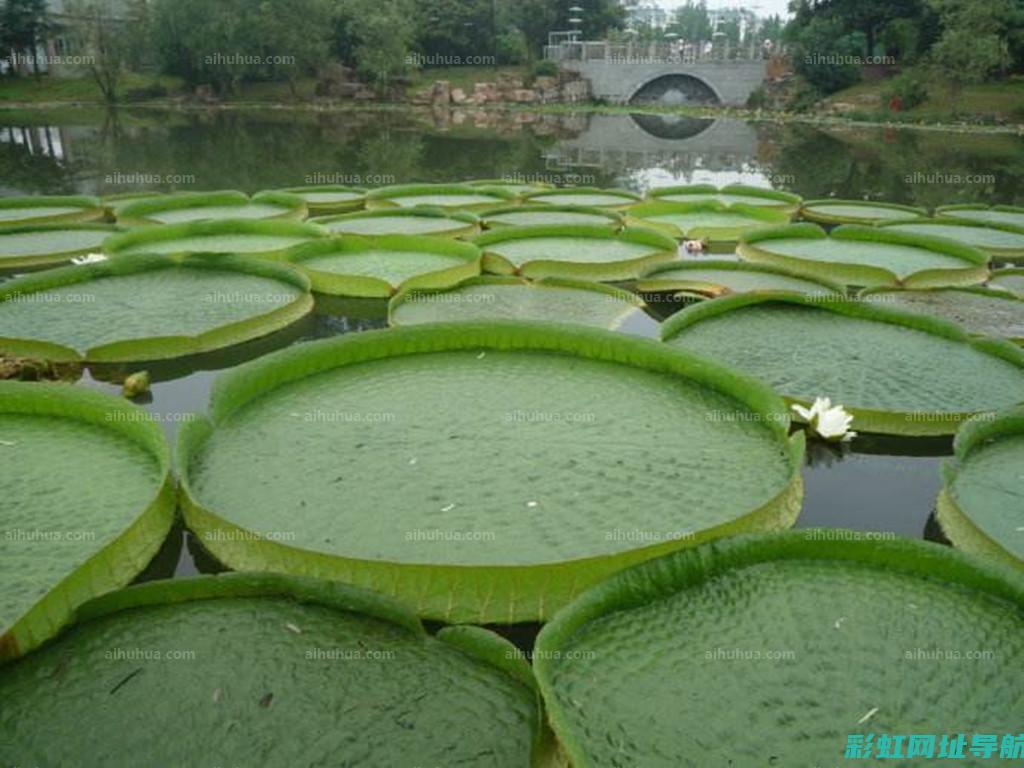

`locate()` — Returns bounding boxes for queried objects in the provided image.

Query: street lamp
[569,5,584,41]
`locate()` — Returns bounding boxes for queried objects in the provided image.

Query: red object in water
[889,96,903,112]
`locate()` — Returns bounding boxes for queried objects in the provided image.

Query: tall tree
[1,0,50,74]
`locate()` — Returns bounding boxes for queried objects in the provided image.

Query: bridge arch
[626,71,723,106]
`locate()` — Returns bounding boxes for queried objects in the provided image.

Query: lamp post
[568,5,584,42]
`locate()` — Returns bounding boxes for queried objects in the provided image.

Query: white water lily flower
[71,252,107,265]
[791,397,857,442]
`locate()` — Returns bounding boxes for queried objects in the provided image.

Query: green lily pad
[939,407,1024,570]
[389,276,647,331]
[117,191,307,226]
[937,204,1024,230]
[366,184,514,211]
[474,224,678,281]
[662,291,1024,436]
[177,323,804,623]
[0,224,123,271]
[535,531,1024,768]
[468,178,552,196]
[481,205,623,229]
[880,218,1024,262]
[0,573,543,764]
[627,201,791,248]
[635,260,843,297]
[800,199,927,225]
[861,286,1024,344]
[738,223,989,289]
[281,235,482,298]
[102,192,169,216]
[0,382,174,661]
[523,187,641,209]
[0,254,313,363]
[311,207,480,238]
[990,268,1024,297]
[275,185,367,216]
[0,196,105,227]
[647,184,802,213]
[103,219,327,258]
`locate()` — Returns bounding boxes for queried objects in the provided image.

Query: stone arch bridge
[546,41,768,107]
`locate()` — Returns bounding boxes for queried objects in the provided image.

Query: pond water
[3,105,1023,584]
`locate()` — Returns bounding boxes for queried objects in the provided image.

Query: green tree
[786,14,864,94]
[669,1,712,42]
[335,0,415,88]
[1,0,50,75]
[928,0,1013,108]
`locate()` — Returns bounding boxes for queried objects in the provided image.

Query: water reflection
[1,107,1021,206]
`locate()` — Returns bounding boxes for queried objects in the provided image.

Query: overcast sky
[655,0,793,20]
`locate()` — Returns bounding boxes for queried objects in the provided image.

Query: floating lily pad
[0,254,313,363]
[799,199,926,225]
[102,192,169,216]
[880,218,1024,262]
[861,286,1024,344]
[535,531,1024,768]
[937,204,1024,230]
[647,184,801,214]
[481,205,623,229]
[281,235,481,297]
[523,187,641,210]
[635,260,843,298]
[627,201,791,249]
[468,178,552,196]
[311,207,480,238]
[389,276,647,331]
[0,223,123,271]
[0,382,174,661]
[990,268,1024,297]
[366,184,514,211]
[738,223,989,288]
[939,407,1024,570]
[474,224,678,281]
[103,219,327,258]
[0,196,105,227]
[662,292,1024,436]
[117,190,307,226]
[178,323,804,623]
[275,185,367,216]
[0,573,543,764]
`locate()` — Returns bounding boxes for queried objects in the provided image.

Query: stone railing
[545,40,771,64]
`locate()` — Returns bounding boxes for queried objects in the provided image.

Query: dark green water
[4,105,1020,579]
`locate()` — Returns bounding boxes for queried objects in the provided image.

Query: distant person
[762,39,774,58]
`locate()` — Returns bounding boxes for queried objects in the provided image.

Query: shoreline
[1,97,1023,135]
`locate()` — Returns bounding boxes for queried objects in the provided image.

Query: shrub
[881,69,930,110]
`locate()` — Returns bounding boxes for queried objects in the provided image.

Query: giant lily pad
[938,407,1024,570]
[468,178,552,197]
[178,323,804,623]
[0,382,174,661]
[800,199,926,225]
[662,292,1024,436]
[103,219,327,258]
[0,254,313,363]
[281,235,481,297]
[0,223,123,271]
[647,184,801,214]
[274,185,367,216]
[535,531,1024,768]
[627,201,791,249]
[0,196,104,227]
[738,223,989,289]
[523,187,641,210]
[635,260,843,298]
[937,203,1024,230]
[389,276,647,331]
[990,268,1024,297]
[474,224,678,281]
[366,184,514,211]
[0,573,543,764]
[481,205,623,229]
[117,190,307,226]
[880,218,1024,263]
[311,207,480,238]
[861,286,1024,344]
